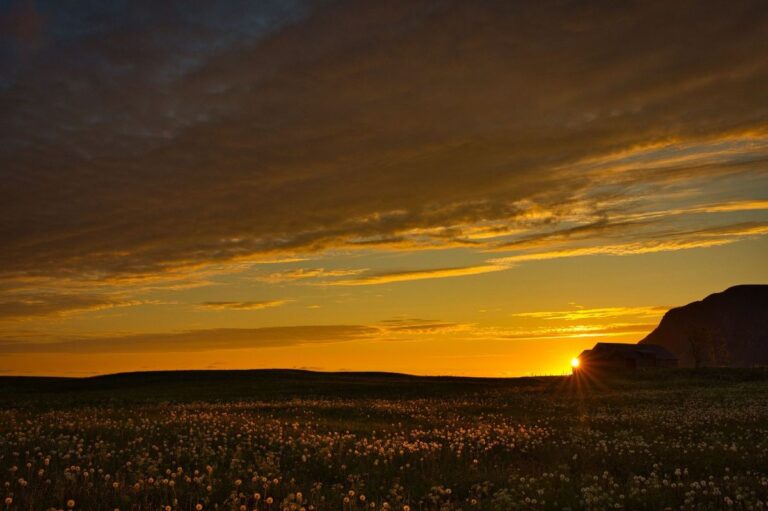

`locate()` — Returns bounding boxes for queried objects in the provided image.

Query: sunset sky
[1,0,767,377]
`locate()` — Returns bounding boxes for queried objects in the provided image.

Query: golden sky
[1,0,767,376]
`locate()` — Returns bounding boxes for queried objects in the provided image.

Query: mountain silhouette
[640,285,768,367]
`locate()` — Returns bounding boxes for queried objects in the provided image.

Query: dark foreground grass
[2,369,768,510]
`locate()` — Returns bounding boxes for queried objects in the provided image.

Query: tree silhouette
[687,327,709,368]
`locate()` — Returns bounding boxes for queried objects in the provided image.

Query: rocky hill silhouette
[640,285,768,367]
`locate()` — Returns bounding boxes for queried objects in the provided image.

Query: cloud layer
[1,0,767,286]
[0,325,376,353]
[0,318,469,353]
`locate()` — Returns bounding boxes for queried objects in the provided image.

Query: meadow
[2,369,768,511]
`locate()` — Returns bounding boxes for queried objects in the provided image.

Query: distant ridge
[0,369,554,404]
[640,285,768,367]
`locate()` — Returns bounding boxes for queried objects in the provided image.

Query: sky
[1,0,767,377]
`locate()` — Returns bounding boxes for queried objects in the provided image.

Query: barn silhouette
[574,342,677,373]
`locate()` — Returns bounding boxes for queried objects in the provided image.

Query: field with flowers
[2,369,768,511]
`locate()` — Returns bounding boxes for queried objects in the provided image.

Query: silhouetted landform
[0,369,549,407]
[4,368,768,409]
[640,285,768,367]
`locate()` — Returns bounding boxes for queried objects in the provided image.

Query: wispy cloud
[564,133,768,180]
[492,222,768,264]
[513,306,667,321]
[256,268,366,283]
[493,219,653,251]
[377,318,468,334]
[318,220,767,288]
[693,200,768,214]
[326,264,509,286]
[0,293,143,321]
[197,300,289,311]
[501,323,658,341]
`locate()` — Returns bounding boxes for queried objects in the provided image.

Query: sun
[570,357,580,368]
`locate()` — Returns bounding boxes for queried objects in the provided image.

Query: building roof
[581,342,677,360]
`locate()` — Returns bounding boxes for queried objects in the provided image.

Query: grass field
[2,369,768,510]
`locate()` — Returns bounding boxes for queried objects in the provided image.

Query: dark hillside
[640,285,768,367]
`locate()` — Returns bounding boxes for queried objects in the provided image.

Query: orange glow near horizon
[0,334,607,378]
[1,245,767,377]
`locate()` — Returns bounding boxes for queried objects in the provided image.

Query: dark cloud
[0,292,138,320]
[0,325,377,353]
[1,0,767,285]
[0,315,467,353]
